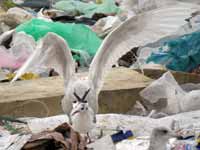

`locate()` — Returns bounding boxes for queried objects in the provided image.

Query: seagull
[148,127,177,150]
[116,127,177,150]
[11,1,199,136]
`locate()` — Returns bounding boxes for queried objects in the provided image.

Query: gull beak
[71,110,81,116]
[169,131,180,138]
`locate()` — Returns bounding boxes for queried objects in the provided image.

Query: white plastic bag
[140,71,200,115]
[140,72,185,114]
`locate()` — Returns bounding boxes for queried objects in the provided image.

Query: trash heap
[0,0,200,80]
[0,0,124,82]
[2,0,200,150]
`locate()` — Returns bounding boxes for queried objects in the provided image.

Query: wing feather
[89,2,200,93]
[11,32,75,86]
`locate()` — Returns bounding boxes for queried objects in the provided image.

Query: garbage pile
[2,0,200,150]
[0,115,87,150]
[0,0,200,82]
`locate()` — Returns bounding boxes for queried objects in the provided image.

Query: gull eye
[73,100,77,103]
[83,100,87,103]
[162,130,168,134]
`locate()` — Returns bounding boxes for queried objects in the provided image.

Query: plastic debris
[147,30,200,72]
[16,18,102,65]
[23,123,87,150]
[88,135,116,150]
[140,71,200,115]
[0,134,31,150]
[27,115,69,134]
[53,0,121,18]
[111,130,134,143]
[6,72,39,81]
[92,15,122,37]
[0,32,36,69]
[16,0,51,9]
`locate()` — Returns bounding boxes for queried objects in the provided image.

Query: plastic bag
[147,30,200,72]
[53,0,121,18]
[0,32,36,69]
[140,71,200,115]
[140,71,186,114]
[16,18,102,65]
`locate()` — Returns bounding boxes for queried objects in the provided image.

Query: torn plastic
[130,46,161,70]
[0,46,23,69]
[0,134,31,150]
[88,135,116,150]
[27,115,69,134]
[0,32,35,70]
[53,0,121,18]
[147,29,200,72]
[140,71,200,115]
[92,15,122,37]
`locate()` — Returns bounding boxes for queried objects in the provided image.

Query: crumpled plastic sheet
[147,29,200,72]
[0,46,23,69]
[53,0,121,18]
[0,134,31,150]
[16,18,102,65]
[140,71,200,115]
[0,32,35,69]
[92,15,122,37]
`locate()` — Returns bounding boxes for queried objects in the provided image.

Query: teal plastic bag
[16,19,102,65]
[53,0,121,18]
[147,30,200,72]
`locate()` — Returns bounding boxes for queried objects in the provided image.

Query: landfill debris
[140,71,200,115]
[147,30,200,72]
[7,7,33,20]
[27,115,69,134]
[10,1,200,147]
[52,15,97,25]
[53,0,121,18]
[15,0,51,9]
[0,32,35,69]
[2,111,200,150]
[0,134,31,150]
[1,0,16,10]
[6,72,39,81]
[0,13,30,34]
[88,135,116,150]
[111,130,134,143]
[16,18,102,65]
[1,0,200,149]
[23,123,87,150]
[92,15,122,37]
[0,116,87,150]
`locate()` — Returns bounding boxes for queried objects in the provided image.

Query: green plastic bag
[53,0,121,18]
[16,19,102,65]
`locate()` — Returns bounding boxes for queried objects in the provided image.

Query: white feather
[11,32,75,87]
[89,2,200,93]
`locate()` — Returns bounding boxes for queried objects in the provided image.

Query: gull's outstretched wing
[89,2,200,93]
[11,32,75,86]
